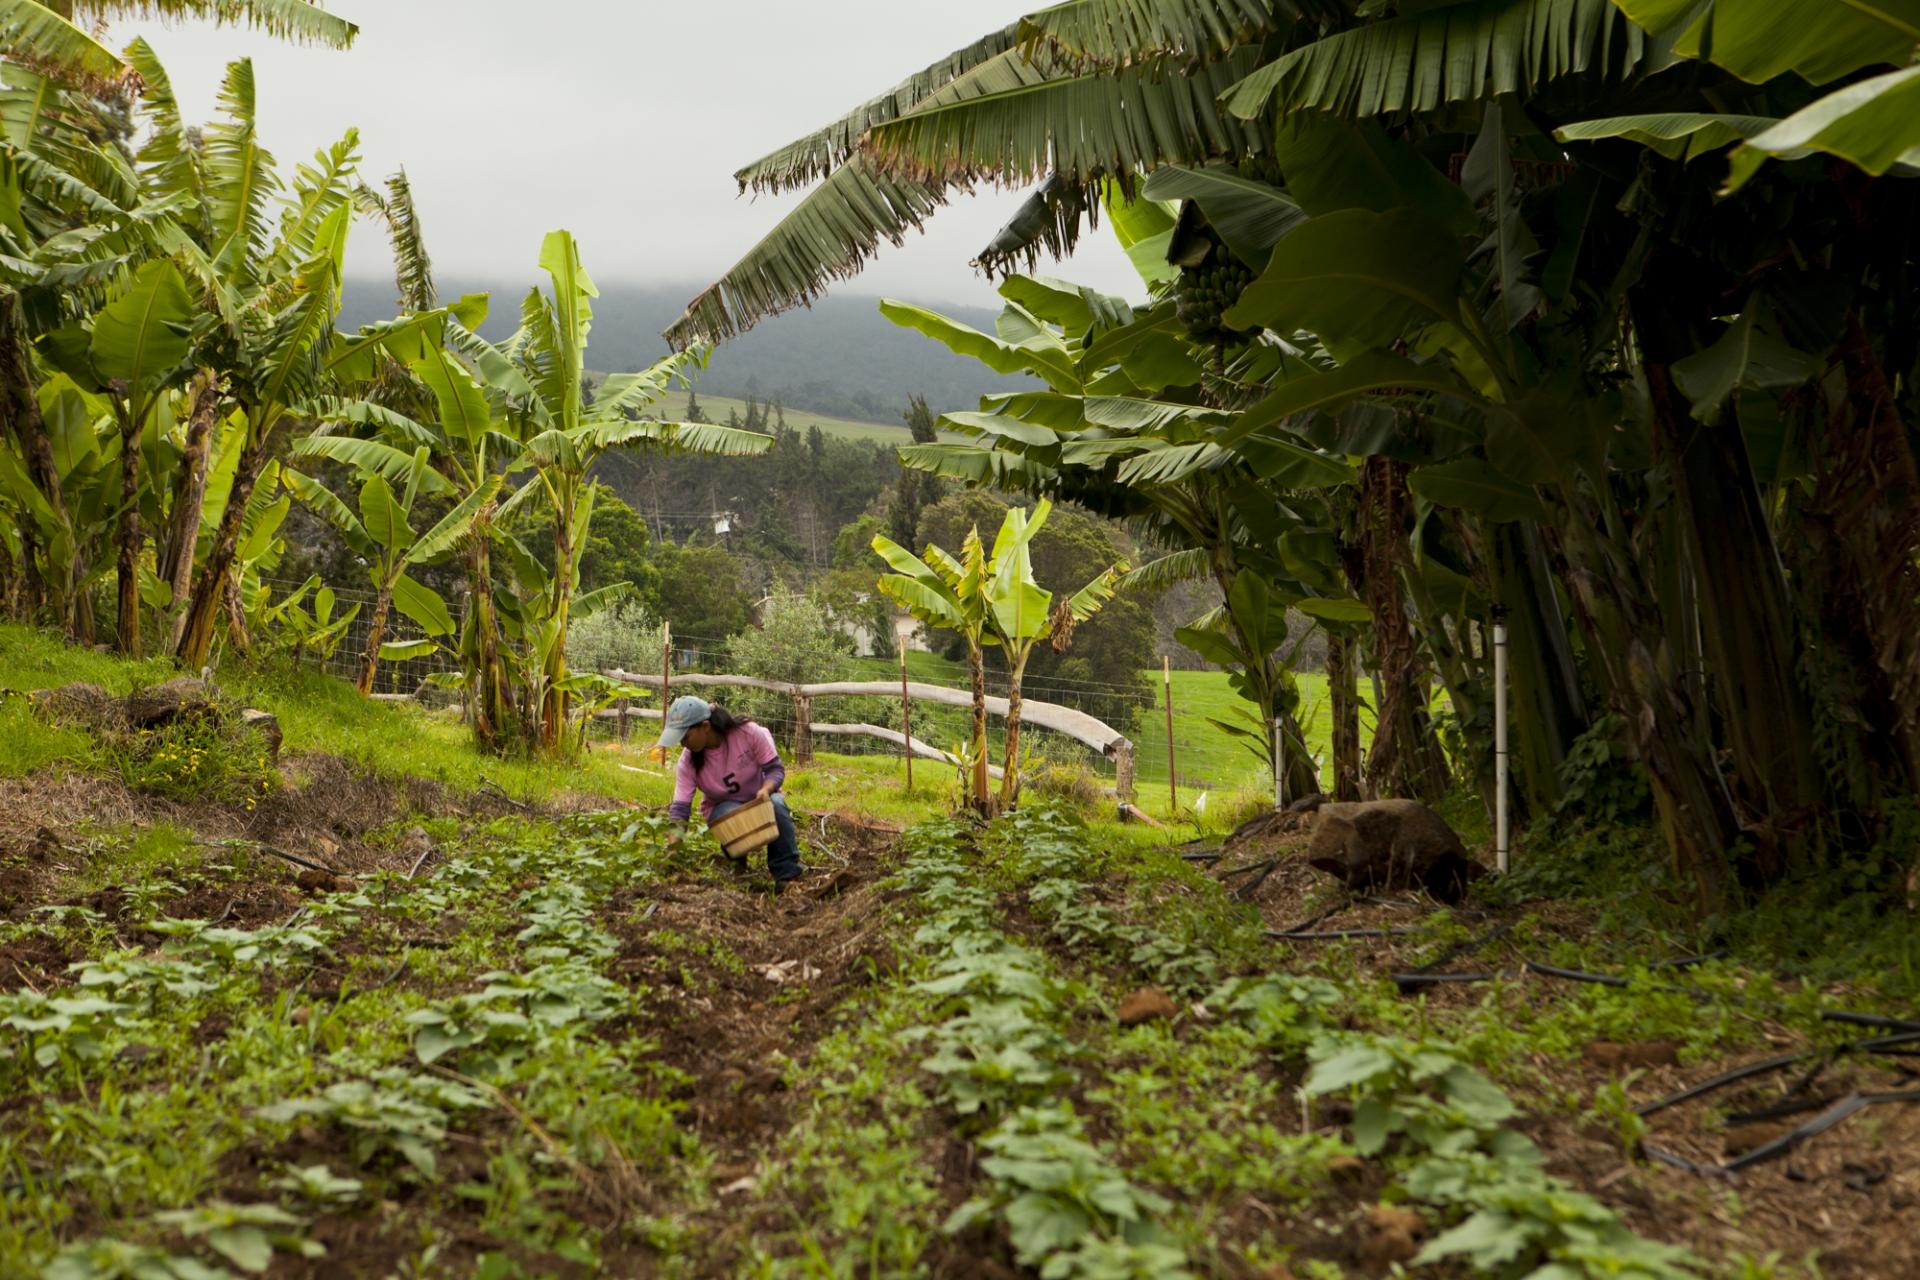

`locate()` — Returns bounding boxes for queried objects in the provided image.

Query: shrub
[725,590,852,726]
[565,598,665,678]
[106,712,279,808]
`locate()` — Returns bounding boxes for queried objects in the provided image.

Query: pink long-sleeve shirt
[668,721,785,821]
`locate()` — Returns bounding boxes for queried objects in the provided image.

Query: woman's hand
[756,780,775,802]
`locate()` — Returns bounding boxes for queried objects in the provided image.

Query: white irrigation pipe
[1493,606,1511,874]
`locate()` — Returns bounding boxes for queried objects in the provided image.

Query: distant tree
[648,541,752,640]
[744,395,763,432]
[885,393,945,546]
[832,514,885,568]
[728,589,854,722]
[576,494,658,600]
[726,407,742,429]
[774,399,788,431]
[684,389,708,423]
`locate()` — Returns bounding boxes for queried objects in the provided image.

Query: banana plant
[305,297,523,745]
[457,230,770,751]
[159,58,360,670]
[979,500,1127,808]
[284,445,494,695]
[252,573,358,669]
[872,525,998,815]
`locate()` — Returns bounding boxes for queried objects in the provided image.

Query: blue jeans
[710,793,801,883]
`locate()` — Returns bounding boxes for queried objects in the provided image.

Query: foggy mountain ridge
[339,277,1037,425]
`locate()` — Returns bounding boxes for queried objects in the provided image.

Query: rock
[1585,1039,1679,1070]
[295,868,341,894]
[27,682,125,731]
[1305,799,1486,903]
[1359,1204,1426,1267]
[289,1006,310,1027]
[125,677,216,729]
[1116,985,1179,1026]
[239,708,281,759]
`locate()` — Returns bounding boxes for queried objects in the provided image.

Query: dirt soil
[1210,817,1920,1280]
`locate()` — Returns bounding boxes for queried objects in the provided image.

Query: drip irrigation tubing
[1522,961,1920,1034]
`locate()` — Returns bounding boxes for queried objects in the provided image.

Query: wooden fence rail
[600,669,1132,799]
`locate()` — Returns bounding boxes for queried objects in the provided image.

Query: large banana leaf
[1553,111,1777,160]
[899,441,1059,487]
[734,25,1020,193]
[292,434,452,493]
[1019,0,1294,68]
[283,466,374,558]
[536,229,594,432]
[579,419,771,456]
[873,572,969,632]
[406,475,501,566]
[0,0,123,81]
[89,259,192,392]
[663,157,949,349]
[203,59,280,286]
[1669,300,1819,421]
[1723,65,1920,192]
[1224,0,1649,120]
[1610,0,1920,84]
[390,571,453,636]
[1224,208,1466,359]
[1139,164,1306,267]
[1121,547,1210,592]
[357,473,413,553]
[1231,350,1479,442]
[865,45,1270,188]
[1407,457,1544,522]
[880,298,1078,390]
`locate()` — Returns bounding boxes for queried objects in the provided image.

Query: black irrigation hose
[1393,972,1498,988]
[1522,962,1920,1035]
[1635,1031,1920,1117]
[1722,1090,1920,1173]
[1267,927,1423,941]
[1273,898,1353,936]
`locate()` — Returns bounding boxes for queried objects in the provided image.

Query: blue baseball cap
[657,695,712,748]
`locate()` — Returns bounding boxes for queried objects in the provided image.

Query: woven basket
[709,796,778,858]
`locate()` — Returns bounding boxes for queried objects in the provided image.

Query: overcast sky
[111,1,1143,311]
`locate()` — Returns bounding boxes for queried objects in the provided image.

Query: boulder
[1115,985,1179,1026]
[1305,799,1486,903]
[27,682,124,731]
[239,709,282,760]
[126,677,216,729]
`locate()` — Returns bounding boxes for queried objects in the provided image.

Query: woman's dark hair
[687,703,752,769]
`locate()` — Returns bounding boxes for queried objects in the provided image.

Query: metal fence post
[899,645,913,791]
[1493,604,1511,873]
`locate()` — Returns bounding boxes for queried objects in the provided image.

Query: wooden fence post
[1113,740,1135,803]
[793,693,813,766]
[616,696,630,743]
[898,645,913,791]
[661,621,672,711]
[1162,656,1178,818]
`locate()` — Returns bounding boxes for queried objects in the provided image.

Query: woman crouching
[658,695,805,894]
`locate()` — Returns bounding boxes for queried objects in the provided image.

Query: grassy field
[844,650,1363,805]
[675,395,959,446]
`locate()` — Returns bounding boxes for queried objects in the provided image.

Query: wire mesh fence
[228,578,1350,800]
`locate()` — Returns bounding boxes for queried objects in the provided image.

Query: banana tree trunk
[0,293,73,628]
[539,518,573,751]
[1784,313,1920,804]
[1000,651,1027,810]
[356,581,393,697]
[1650,363,1831,883]
[161,374,219,649]
[223,570,250,653]
[177,441,266,670]
[967,639,991,815]
[113,403,142,659]
[1548,502,1737,913]
[1327,632,1363,801]
[465,531,510,749]
[1359,457,1451,802]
